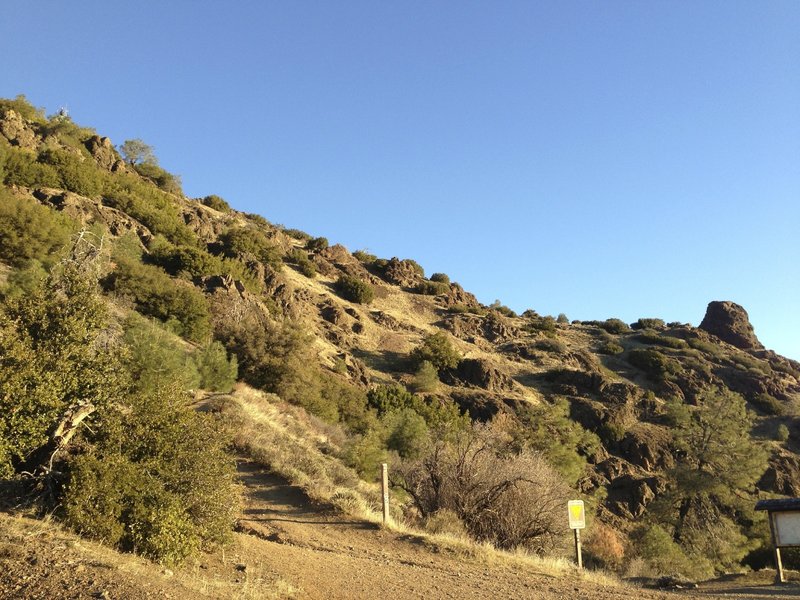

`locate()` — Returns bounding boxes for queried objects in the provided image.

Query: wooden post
[768,511,785,584]
[574,528,583,570]
[381,463,390,525]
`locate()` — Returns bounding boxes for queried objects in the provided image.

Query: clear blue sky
[2,2,798,359]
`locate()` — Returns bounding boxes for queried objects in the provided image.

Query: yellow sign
[568,500,586,529]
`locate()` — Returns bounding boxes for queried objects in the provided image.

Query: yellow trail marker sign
[568,500,586,530]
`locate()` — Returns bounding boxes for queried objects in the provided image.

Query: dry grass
[224,385,621,588]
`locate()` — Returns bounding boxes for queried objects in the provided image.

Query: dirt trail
[234,460,681,600]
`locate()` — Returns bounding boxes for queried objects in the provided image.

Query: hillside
[1,95,800,592]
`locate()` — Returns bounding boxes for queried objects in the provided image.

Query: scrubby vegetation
[0,97,793,583]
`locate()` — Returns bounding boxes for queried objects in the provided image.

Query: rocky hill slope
[1,96,799,579]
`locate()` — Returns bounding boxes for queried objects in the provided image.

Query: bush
[0,190,75,267]
[0,94,45,122]
[3,146,60,188]
[63,381,238,565]
[395,421,570,552]
[412,361,439,393]
[200,194,231,212]
[637,330,688,349]
[334,275,374,304]
[133,161,182,194]
[598,340,624,355]
[556,313,569,324]
[410,332,460,371]
[585,523,625,570]
[38,148,104,197]
[306,236,329,252]
[535,338,567,354]
[777,424,790,442]
[628,348,682,381]
[632,318,666,330]
[429,272,450,284]
[288,248,317,277]
[527,315,557,334]
[601,318,631,334]
[194,341,238,393]
[750,392,784,416]
[414,280,449,296]
[631,524,707,580]
[352,249,377,264]
[489,300,516,318]
[104,257,211,343]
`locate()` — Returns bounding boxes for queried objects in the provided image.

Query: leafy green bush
[489,300,516,318]
[102,173,196,246]
[777,424,790,442]
[200,194,231,212]
[194,341,238,392]
[103,257,211,343]
[637,330,688,349]
[601,318,631,334]
[353,249,377,264]
[218,227,281,267]
[0,190,75,267]
[415,280,449,295]
[429,272,450,284]
[556,313,569,324]
[0,265,121,478]
[288,248,317,277]
[412,361,439,393]
[306,236,329,252]
[627,348,682,381]
[133,161,182,194]
[750,392,784,416]
[598,340,624,355]
[526,315,557,334]
[334,275,374,304]
[633,318,666,330]
[63,381,238,565]
[38,148,104,197]
[0,94,45,122]
[410,332,460,371]
[3,147,60,188]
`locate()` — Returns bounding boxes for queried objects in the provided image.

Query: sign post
[756,499,800,584]
[381,463,390,525]
[568,500,586,570]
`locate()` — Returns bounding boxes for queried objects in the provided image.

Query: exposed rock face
[84,135,122,171]
[381,258,424,287]
[699,301,763,350]
[444,358,514,392]
[759,449,800,496]
[0,109,39,148]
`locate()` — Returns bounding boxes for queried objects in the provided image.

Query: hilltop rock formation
[699,301,764,350]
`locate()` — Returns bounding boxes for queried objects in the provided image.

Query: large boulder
[699,301,763,350]
[84,135,123,171]
[444,358,514,392]
[380,258,424,287]
[0,109,39,148]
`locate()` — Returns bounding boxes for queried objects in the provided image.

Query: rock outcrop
[699,301,763,350]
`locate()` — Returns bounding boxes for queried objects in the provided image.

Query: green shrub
[0,94,46,122]
[353,249,377,264]
[410,332,460,371]
[63,381,238,565]
[687,337,726,360]
[429,272,450,284]
[633,318,666,330]
[194,341,238,393]
[306,236,329,252]
[598,340,624,355]
[637,330,688,349]
[601,318,631,334]
[104,257,211,343]
[102,173,196,246]
[288,248,317,277]
[133,161,182,194]
[367,384,417,415]
[218,227,281,267]
[777,424,790,442]
[627,348,682,381]
[632,524,707,580]
[489,300,516,318]
[535,338,567,354]
[200,194,231,212]
[384,409,429,459]
[412,360,440,393]
[334,275,374,304]
[122,315,200,392]
[0,190,75,267]
[750,393,784,416]
[556,313,569,324]
[415,280,449,296]
[3,147,60,188]
[38,148,104,197]
[527,315,557,334]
